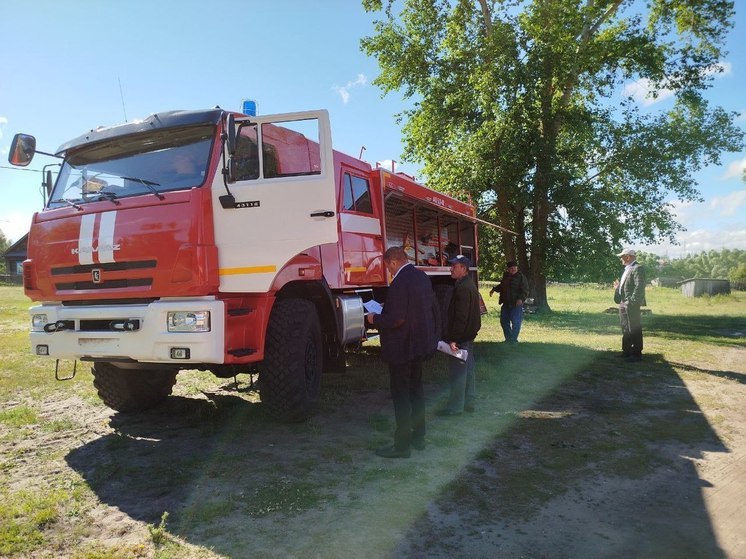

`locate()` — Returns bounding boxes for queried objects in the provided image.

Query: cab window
[343,173,373,214]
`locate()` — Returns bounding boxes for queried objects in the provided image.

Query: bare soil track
[2,345,745,558]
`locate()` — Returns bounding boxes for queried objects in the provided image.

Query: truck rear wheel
[260,298,322,422]
[92,362,178,412]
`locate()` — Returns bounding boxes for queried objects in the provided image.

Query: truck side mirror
[43,170,53,197]
[226,114,237,156]
[8,134,37,167]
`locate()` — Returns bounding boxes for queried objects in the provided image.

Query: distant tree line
[0,230,9,274]
[641,249,746,283]
[480,237,746,285]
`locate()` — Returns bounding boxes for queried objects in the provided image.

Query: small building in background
[679,278,731,298]
[2,233,28,282]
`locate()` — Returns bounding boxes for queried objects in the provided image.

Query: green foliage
[658,248,746,280]
[0,230,9,275]
[0,489,65,556]
[362,0,743,309]
[730,262,746,282]
[0,229,10,254]
[0,405,38,427]
[148,511,170,547]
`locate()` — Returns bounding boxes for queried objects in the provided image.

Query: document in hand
[363,300,383,314]
[437,341,468,363]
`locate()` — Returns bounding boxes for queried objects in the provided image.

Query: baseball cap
[506,260,518,268]
[448,255,472,268]
[616,248,636,257]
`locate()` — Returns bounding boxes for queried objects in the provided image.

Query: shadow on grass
[65,340,732,558]
[529,308,746,348]
[395,344,730,558]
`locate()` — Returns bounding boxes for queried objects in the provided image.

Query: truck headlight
[167,311,211,332]
[32,314,48,329]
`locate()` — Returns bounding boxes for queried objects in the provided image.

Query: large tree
[362,0,743,310]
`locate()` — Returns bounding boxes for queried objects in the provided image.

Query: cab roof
[56,109,224,156]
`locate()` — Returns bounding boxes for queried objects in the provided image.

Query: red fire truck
[8,108,480,421]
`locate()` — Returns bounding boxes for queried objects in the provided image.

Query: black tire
[260,298,322,422]
[92,362,178,412]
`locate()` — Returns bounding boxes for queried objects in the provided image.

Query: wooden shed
[679,278,731,298]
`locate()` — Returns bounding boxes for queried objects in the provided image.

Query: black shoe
[625,354,642,362]
[464,405,475,413]
[412,439,426,451]
[617,353,630,359]
[375,445,411,458]
[435,409,462,417]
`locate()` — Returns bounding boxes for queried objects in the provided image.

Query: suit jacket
[614,262,647,307]
[374,264,437,365]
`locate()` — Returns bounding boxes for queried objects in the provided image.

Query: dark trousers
[389,359,425,450]
[619,304,643,356]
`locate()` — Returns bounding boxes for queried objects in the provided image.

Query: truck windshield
[48,124,215,208]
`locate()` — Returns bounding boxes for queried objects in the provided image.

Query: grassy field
[0,283,744,558]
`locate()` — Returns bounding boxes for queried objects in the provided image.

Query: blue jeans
[500,304,523,342]
[445,340,475,413]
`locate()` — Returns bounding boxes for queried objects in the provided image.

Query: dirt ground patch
[1,344,745,558]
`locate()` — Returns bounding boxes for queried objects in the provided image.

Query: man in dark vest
[367,246,438,458]
[613,248,647,362]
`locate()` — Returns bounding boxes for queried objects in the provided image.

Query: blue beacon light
[242,99,257,116]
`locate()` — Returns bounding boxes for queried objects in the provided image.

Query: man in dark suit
[367,246,437,458]
[613,248,647,362]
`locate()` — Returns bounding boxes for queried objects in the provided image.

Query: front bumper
[30,297,225,364]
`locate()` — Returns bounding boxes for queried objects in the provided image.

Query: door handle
[310,211,335,218]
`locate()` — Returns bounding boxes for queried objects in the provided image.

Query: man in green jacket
[613,248,647,362]
[490,260,530,343]
[437,255,481,416]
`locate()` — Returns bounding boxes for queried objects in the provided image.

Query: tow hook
[43,320,75,333]
[55,359,77,381]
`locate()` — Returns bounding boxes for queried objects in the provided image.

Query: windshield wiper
[121,176,165,200]
[95,191,121,205]
[51,198,84,211]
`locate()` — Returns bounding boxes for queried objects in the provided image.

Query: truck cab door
[213,110,338,293]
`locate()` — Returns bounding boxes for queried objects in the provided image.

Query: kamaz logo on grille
[71,244,121,255]
[91,269,102,284]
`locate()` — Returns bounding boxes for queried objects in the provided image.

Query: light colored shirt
[619,260,637,290]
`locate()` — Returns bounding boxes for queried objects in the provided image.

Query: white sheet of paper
[437,340,468,362]
[364,300,383,314]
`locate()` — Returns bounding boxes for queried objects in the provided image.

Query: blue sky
[1,0,744,259]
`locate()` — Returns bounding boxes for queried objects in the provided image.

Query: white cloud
[709,190,746,217]
[376,159,396,171]
[636,225,746,258]
[721,157,746,180]
[736,111,746,123]
[705,61,732,77]
[622,78,675,107]
[622,62,731,107]
[0,115,8,141]
[0,212,33,244]
[332,74,367,104]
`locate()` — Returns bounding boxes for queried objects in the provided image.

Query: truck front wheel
[260,298,322,422]
[92,362,178,412]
